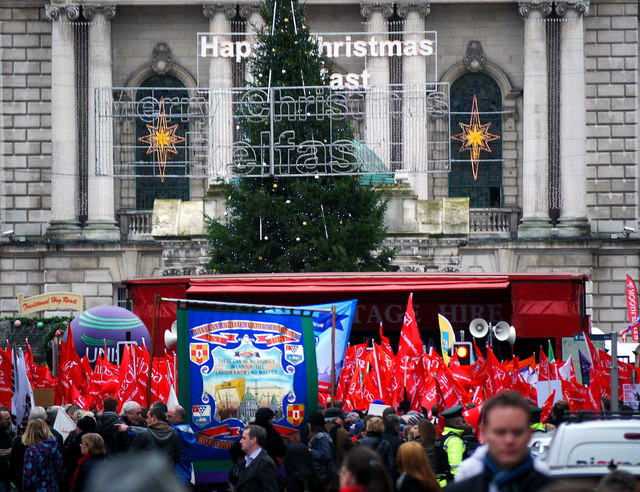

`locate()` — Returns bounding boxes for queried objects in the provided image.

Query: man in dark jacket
[444,392,554,492]
[130,406,180,465]
[95,396,126,454]
[253,407,286,465]
[324,407,354,492]
[381,414,404,481]
[356,416,394,478]
[0,407,14,492]
[235,424,279,492]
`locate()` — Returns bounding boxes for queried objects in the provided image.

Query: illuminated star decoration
[138,97,185,182]
[451,94,500,181]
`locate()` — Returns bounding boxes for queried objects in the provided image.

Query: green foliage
[1,316,72,349]
[206,0,395,273]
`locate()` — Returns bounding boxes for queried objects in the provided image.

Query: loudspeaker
[493,321,511,342]
[506,325,517,345]
[164,320,178,349]
[469,318,489,338]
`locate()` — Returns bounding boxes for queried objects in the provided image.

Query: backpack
[434,431,479,479]
[461,434,481,458]
[309,432,336,485]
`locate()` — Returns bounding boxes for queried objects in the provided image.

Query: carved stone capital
[556,1,589,17]
[82,5,117,21]
[64,4,81,20]
[239,2,261,20]
[360,3,395,20]
[45,4,62,21]
[518,1,553,18]
[203,3,237,20]
[463,40,486,73]
[396,2,430,19]
[46,3,81,21]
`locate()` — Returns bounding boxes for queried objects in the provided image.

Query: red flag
[117,345,142,410]
[336,346,356,402]
[470,341,487,387]
[24,341,56,389]
[625,275,639,342]
[0,346,13,409]
[150,357,170,404]
[584,333,600,370]
[540,389,556,424]
[436,366,463,408]
[378,324,395,390]
[538,349,550,382]
[55,326,86,405]
[71,384,89,410]
[561,379,587,411]
[484,345,511,397]
[389,294,424,407]
[584,366,602,411]
[462,405,481,433]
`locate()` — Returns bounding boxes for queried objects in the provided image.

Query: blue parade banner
[268,299,357,393]
[176,304,318,483]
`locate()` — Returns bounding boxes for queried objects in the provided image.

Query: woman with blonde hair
[72,433,107,492]
[22,418,63,491]
[395,441,440,492]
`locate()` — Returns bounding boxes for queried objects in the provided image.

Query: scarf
[340,486,368,492]
[482,452,535,492]
[71,453,92,487]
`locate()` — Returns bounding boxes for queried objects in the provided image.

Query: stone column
[398,2,430,200]
[361,3,394,169]
[240,2,263,85]
[84,5,119,240]
[45,4,82,239]
[517,2,552,239]
[204,3,236,185]
[555,1,590,237]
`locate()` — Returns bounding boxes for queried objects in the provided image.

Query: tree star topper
[138,97,185,182]
[451,94,500,181]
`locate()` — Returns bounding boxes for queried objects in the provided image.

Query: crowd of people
[0,392,637,492]
[228,391,638,492]
[0,398,192,492]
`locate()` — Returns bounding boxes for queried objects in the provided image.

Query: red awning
[185,273,510,294]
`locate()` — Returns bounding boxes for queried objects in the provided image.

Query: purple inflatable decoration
[64,305,150,365]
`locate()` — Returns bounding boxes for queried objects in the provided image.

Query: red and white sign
[625,275,639,342]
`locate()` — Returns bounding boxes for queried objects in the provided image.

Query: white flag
[11,348,34,433]
[167,384,179,409]
[53,407,76,442]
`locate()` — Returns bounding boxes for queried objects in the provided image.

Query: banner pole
[372,339,383,400]
[147,294,159,407]
[330,305,336,406]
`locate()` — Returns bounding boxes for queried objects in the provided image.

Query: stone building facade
[1,0,639,335]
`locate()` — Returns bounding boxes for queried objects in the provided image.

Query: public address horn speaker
[492,321,512,342]
[469,318,489,338]
[164,320,178,349]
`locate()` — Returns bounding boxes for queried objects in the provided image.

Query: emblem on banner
[190,343,210,365]
[192,404,212,427]
[284,344,304,365]
[287,404,305,426]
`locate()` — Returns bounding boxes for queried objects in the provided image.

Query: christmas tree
[205,0,394,273]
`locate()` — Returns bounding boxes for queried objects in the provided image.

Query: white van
[544,419,640,480]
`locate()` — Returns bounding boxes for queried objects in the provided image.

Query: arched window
[449,73,502,208]
[135,74,190,210]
